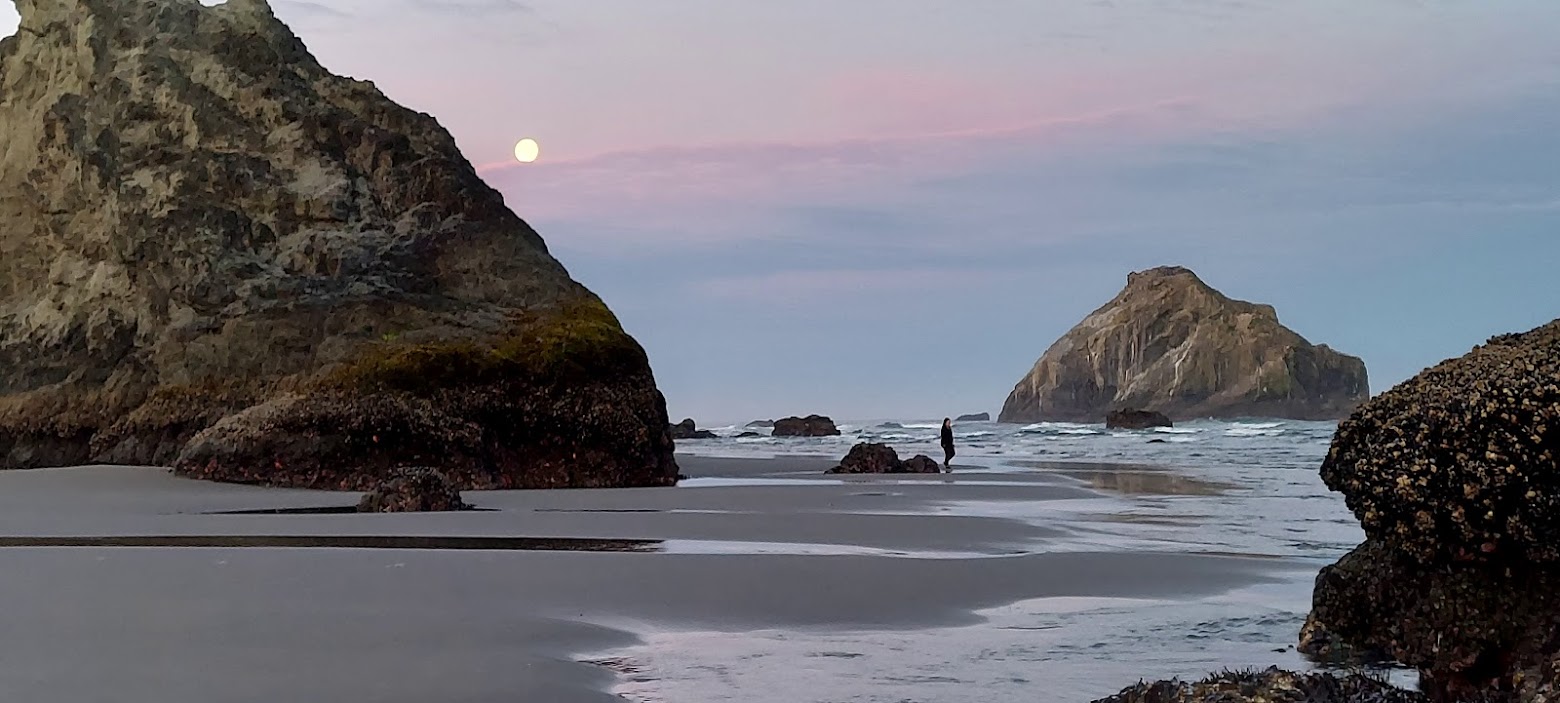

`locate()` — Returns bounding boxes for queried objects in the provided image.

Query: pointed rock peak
[1126,265,1202,287]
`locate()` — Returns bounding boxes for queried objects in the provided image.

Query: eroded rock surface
[1000,267,1368,423]
[0,0,676,489]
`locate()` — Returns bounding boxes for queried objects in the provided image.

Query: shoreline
[0,452,1325,702]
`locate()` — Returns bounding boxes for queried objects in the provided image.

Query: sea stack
[999,267,1368,423]
[0,0,677,488]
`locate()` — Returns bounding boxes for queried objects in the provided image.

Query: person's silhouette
[940,417,955,471]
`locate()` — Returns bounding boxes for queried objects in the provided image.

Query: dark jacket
[940,424,954,449]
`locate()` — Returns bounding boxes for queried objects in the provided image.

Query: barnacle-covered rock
[1091,666,1429,703]
[1320,319,1560,562]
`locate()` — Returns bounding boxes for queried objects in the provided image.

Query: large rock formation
[1320,320,1560,563]
[1302,319,1560,700]
[0,0,676,488]
[999,267,1368,423]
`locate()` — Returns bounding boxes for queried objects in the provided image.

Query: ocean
[598,417,1387,702]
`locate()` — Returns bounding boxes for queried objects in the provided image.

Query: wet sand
[0,456,1301,702]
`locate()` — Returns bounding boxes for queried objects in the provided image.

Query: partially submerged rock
[1000,266,1368,423]
[826,443,941,474]
[1106,408,1173,430]
[773,415,841,437]
[1320,320,1560,562]
[1091,667,1428,703]
[668,419,718,440]
[0,0,676,489]
[356,467,470,513]
[956,412,991,422]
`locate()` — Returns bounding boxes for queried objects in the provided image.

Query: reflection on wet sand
[1015,460,1230,496]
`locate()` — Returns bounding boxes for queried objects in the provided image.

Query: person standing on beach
[940,418,955,471]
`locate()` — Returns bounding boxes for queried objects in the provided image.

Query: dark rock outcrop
[0,0,676,489]
[955,412,990,422]
[1297,615,1390,666]
[1320,320,1560,563]
[773,415,841,437]
[735,431,762,438]
[668,419,717,441]
[1310,537,1560,698]
[1000,267,1368,423]
[356,467,470,513]
[1091,667,1430,703]
[1297,319,1560,702]
[826,444,942,474]
[1105,408,1173,430]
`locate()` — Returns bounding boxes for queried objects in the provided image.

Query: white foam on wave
[1058,428,1101,436]
[902,423,940,429]
[1152,427,1201,434]
[1231,422,1284,430]
[1225,428,1282,438]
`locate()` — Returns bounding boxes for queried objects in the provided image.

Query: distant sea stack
[0,0,676,488]
[999,267,1368,423]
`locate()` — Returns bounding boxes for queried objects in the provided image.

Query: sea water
[601,418,1379,702]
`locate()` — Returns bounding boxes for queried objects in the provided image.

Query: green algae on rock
[1000,267,1369,424]
[0,0,675,488]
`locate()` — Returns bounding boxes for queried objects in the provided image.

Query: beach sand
[0,456,1303,702]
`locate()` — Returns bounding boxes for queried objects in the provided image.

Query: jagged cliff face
[0,0,677,487]
[999,267,1368,423]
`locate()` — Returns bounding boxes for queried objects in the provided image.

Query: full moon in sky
[514,138,540,164]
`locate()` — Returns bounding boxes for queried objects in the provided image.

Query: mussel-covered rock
[1091,667,1428,703]
[1319,320,1560,562]
[357,467,471,513]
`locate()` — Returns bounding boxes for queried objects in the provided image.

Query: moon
[514,138,540,164]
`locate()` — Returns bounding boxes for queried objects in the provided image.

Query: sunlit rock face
[0,0,676,488]
[1000,266,1368,424]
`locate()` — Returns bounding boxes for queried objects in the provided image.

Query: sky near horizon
[3,1,1558,422]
